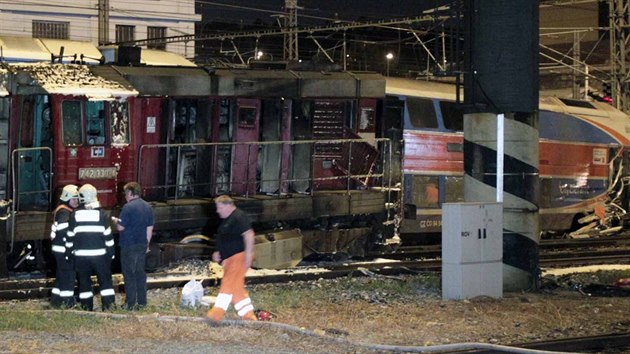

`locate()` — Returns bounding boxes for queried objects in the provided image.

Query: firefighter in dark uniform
[66,184,115,311]
[50,184,80,308]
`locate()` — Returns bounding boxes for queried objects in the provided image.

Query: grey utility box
[442,202,503,300]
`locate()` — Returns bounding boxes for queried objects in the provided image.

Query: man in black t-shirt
[207,195,257,322]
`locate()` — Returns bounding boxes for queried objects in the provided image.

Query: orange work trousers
[207,251,257,321]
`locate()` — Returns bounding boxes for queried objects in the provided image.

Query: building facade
[0,0,199,59]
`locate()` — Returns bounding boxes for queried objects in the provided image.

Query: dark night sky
[195,0,455,72]
[198,0,451,26]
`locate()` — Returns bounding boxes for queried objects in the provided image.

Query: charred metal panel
[297,71,357,98]
[301,227,371,255]
[259,99,283,193]
[290,101,313,193]
[312,192,350,217]
[236,194,312,223]
[348,72,386,98]
[212,69,299,98]
[112,66,213,96]
[89,66,137,93]
[151,199,216,235]
[13,211,51,241]
[349,190,386,215]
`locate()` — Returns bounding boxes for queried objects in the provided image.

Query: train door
[381,97,404,186]
[290,100,313,192]
[164,98,214,198]
[136,97,163,200]
[259,99,291,194]
[13,95,52,211]
[166,99,196,197]
[231,98,260,195]
[54,97,132,208]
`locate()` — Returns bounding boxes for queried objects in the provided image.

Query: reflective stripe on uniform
[79,291,93,299]
[235,297,254,317]
[214,293,232,311]
[74,249,106,256]
[51,288,60,295]
[234,298,251,311]
[51,245,66,253]
[237,304,254,317]
[75,211,100,222]
[60,290,74,297]
[105,239,114,247]
[100,288,115,296]
[73,225,106,234]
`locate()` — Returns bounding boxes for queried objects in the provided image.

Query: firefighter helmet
[59,184,79,202]
[79,184,98,204]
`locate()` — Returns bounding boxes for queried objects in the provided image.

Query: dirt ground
[0,265,629,353]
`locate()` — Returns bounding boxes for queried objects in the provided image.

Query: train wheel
[180,234,212,245]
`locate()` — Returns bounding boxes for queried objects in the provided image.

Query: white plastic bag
[180,279,204,308]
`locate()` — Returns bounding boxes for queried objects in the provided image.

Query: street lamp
[386,52,394,76]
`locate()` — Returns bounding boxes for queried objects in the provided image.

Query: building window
[116,25,135,43]
[32,21,69,39]
[147,26,166,50]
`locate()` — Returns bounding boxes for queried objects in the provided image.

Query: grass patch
[250,273,441,313]
[0,309,107,332]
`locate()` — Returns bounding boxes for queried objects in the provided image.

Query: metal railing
[137,138,393,199]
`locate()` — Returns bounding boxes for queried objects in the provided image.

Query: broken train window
[111,100,130,145]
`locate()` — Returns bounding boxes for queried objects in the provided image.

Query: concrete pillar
[464,112,539,290]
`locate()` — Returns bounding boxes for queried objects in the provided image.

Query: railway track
[456,332,630,353]
[388,234,630,260]
[1,244,629,301]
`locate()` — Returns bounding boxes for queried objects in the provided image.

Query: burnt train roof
[93,65,213,96]
[91,66,385,99]
[210,69,384,98]
[7,63,137,98]
[2,63,386,99]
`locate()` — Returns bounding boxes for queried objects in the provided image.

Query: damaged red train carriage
[0,62,397,276]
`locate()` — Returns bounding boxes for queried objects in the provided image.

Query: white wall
[0,0,199,59]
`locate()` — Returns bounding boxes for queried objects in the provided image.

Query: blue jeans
[120,243,148,309]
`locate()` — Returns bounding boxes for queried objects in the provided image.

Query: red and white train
[386,77,630,240]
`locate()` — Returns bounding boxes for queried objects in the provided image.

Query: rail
[9,147,53,253]
[137,138,393,200]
